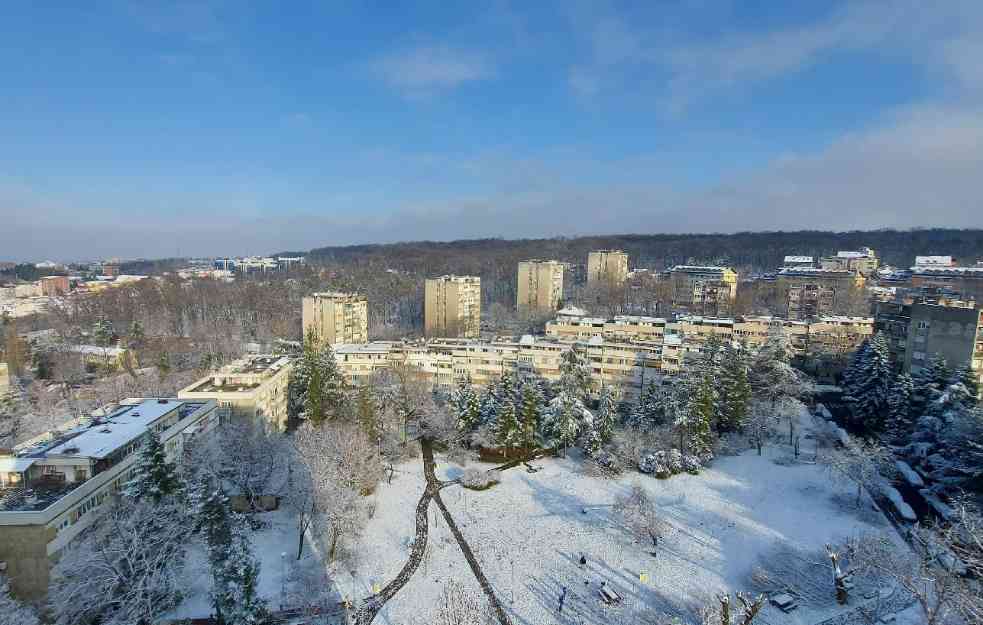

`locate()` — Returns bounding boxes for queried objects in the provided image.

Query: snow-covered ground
[336,439,913,625]
[167,507,320,620]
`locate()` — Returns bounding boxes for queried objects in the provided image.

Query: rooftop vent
[157,399,168,404]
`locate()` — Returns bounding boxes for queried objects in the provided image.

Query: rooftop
[783,255,814,263]
[670,265,733,273]
[910,266,983,275]
[778,267,857,275]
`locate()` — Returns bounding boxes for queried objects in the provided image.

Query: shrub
[461,468,501,490]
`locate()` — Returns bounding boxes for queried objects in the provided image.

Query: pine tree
[495,396,521,457]
[453,376,482,433]
[293,328,347,425]
[717,343,751,432]
[559,347,592,401]
[629,381,662,431]
[684,374,716,458]
[477,384,501,426]
[354,385,380,441]
[518,380,545,450]
[123,431,182,503]
[542,392,590,455]
[884,373,915,443]
[912,354,951,416]
[843,333,893,431]
[595,386,617,444]
[192,480,267,625]
[952,364,980,408]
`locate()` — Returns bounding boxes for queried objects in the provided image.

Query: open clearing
[334,438,905,624]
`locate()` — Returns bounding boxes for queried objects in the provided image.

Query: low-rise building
[668,266,738,317]
[64,345,137,372]
[782,255,815,268]
[179,355,293,430]
[0,398,217,599]
[820,248,879,276]
[302,292,368,345]
[910,266,983,304]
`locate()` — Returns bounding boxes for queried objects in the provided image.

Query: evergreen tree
[495,396,521,457]
[93,318,114,347]
[292,328,347,424]
[192,481,266,625]
[683,374,716,457]
[595,386,617,444]
[354,385,380,441]
[123,431,182,503]
[884,373,915,443]
[477,384,501,426]
[128,319,145,346]
[952,364,980,408]
[717,343,751,432]
[843,332,894,431]
[453,376,482,433]
[542,392,590,455]
[559,346,592,401]
[518,379,545,450]
[912,354,951,416]
[629,380,662,431]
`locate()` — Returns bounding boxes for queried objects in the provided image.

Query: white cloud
[370,45,494,96]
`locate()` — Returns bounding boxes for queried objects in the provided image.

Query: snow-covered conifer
[123,430,182,503]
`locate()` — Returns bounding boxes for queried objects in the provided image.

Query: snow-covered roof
[557,306,589,317]
[910,266,983,275]
[783,255,813,263]
[914,255,953,267]
[0,457,36,473]
[44,399,187,460]
[333,342,399,355]
[66,345,127,357]
[778,267,855,275]
[610,315,666,324]
[670,265,732,273]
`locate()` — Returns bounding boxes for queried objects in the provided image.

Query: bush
[639,449,704,477]
[461,468,501,490]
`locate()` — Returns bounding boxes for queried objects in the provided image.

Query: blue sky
[2,1,982,260]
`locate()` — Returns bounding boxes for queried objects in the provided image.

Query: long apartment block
[0,398,218,599]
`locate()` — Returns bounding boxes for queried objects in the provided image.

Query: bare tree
[824,543,855,604]
[615,483,664,556]
[294,421,383,561]
[822,438,891,507]
[189,419,291,513]
[0,574,39,625]
[700,593,766,625]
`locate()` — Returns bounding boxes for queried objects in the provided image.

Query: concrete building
[0,362,10,394]
[302,292,368,345]
[64,345,138,372]
[38,276,69,297]
[914,256,956,269]
[668,266,738,316]
[587,250,629,286]
[776,267,865,320]
[0,398,217,599]
[910,266,983,304]
[782,256,815,268]
[517,260,564,315]
[875,298,983,390]
[425,275,481,339]
[179,355,293,431]
[819,248,879,276]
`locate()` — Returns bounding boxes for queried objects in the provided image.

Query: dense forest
[287,228,983,275]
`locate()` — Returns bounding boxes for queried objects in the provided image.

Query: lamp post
[280,552,286,611]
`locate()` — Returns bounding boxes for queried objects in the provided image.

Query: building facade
[425,275,481,338]
[302,292,368,345]
[819,248,879,276]
[0,398,217,599]
[875,299,983,390]
[587,250,629,286]
[910,267,983,304]
[38,276,69,297]
[178,355,293,431]
[668,266,738,317]
[776,267,865,320]
[517,260,564,315]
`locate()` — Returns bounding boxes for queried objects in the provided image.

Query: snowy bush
[639,449,704,477]
[681,454,701,474]
[461,468,501,490]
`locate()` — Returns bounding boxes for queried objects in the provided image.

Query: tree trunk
[329,527,339,561]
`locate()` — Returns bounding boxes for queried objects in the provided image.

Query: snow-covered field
[336,442,907,625]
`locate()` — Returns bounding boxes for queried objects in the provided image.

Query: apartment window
[913,351,925,361]
[916,321,930,330]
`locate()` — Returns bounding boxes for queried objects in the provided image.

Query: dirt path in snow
[352,439,514,625]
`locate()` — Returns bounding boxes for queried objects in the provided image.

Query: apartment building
[776,267,865,320]
[425,275,481,338]
[914,256,957,269]
[910,266,983,304]
[179,355,293,431]
[819,248,879,276]
[668,266,738,316]
[587,250,629,286]
[302,291,368,345]
[38,276,69,297]
[517,260,564,315]
[782,256,814,268]
[875,298,983,390]
[546,315,666,344]
[0,398,217,599]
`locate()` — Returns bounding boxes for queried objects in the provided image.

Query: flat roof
[43,399,186,460]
